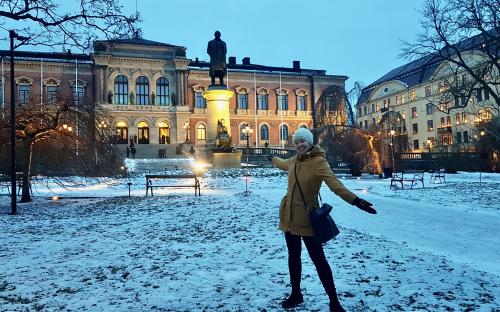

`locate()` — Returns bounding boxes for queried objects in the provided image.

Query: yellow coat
[271,145,358,237]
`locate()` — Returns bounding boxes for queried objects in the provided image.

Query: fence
[394,152,489,172]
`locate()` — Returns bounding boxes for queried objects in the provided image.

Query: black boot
[281,292,303,309]
[329,296,346,312]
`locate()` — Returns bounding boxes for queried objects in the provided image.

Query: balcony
[437,126,452,133]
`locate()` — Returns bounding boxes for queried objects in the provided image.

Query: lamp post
[183,121,190,142]
[389,129,396,174]
[9,30,28,215]
[242,125,253,195]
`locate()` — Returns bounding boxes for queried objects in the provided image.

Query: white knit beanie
[292,128,314,145]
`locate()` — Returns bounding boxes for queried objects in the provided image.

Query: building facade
[1,38,348,158]
[355,34,498,153]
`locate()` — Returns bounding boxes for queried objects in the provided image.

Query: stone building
[1,38,348,158]
[355,33,498,153]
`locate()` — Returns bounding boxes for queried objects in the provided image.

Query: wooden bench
[145,174,201,196]
[332,168,351,178]
[0,175,33,195]
[390,170,425,190]
[430,169,446,184]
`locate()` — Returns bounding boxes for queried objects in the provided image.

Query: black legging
[285,232,337,298]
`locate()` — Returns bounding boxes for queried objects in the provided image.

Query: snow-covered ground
[1,165,499,311]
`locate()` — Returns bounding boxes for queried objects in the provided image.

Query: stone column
[203,87,234,144]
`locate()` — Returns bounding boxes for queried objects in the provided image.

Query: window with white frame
[280,124,288,140]
[260,124,269,141]
[297,95,306,111]
[135,76,150,105]
[238,93,248,109]
[47,85,58,105]
[258,94,268,110]
[195,91,206,108]
[18,84,30,104]
[197,124,206,140]
[114,75,128,105]
[156,77,169,105]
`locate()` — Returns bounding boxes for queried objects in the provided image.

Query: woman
[268,128,376,312]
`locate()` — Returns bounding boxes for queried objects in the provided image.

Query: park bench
[430,168,446,184]
[145,174,201,196]
[332,168,351,178]
[0,174,33,195]
[390,170,425,190]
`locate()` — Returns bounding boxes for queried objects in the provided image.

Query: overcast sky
[2,0,427,91]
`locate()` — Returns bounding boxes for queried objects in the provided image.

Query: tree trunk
[20,140,32,203]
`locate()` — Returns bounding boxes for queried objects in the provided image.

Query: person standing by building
[268,128,377,311]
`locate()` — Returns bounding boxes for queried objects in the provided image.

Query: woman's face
[294,139,311,155]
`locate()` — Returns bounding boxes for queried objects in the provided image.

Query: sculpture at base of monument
[213,119,234,152]
[207,30,227,87]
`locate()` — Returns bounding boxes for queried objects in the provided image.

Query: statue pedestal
[203,87,234,140]
[212,150,242,168]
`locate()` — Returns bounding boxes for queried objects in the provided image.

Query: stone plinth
[203,87,234,142]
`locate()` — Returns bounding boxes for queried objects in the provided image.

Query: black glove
[267,154,277,161]
[352,197,377,214]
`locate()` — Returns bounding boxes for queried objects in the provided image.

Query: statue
[213,119,234,152]
[207,30,227,86]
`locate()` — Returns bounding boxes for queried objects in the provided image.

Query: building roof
[0,50,92,63]
[95,38,185,49]
[357,29,498,106]
[188,59,335,77]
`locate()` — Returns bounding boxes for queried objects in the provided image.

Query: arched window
[156,77,169,105]
[260,124,269,141]
[116,121,128,144]
[196,124,206,141]
[137,121,149,144]
[158,121,170,144]
[136,76,150,105]
[280,124,289,141]
[114,75,128,104]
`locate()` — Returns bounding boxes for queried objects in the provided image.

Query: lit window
[427,120,433,131]
[411,107,417,118]
[410,90,416,101]
[196,124,206,140]
[455,113,460,125]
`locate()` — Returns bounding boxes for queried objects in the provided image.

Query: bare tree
[0,96,119,202]
[0,0,140,51]
[401,0,499,112]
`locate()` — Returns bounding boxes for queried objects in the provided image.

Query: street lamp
[389,129,396,174]
[242,125,254,195]
[183,121,190,142]
[9,30,29,215]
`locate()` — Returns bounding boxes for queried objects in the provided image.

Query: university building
[355,33,498,153]
[1,38,348,158]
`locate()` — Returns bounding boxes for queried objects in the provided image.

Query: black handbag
[295,164,340,244]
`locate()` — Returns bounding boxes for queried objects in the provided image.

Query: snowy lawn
[0,169,499,311]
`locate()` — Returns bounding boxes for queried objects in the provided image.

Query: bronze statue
[213,119,234,152]
[207,31,227,86]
